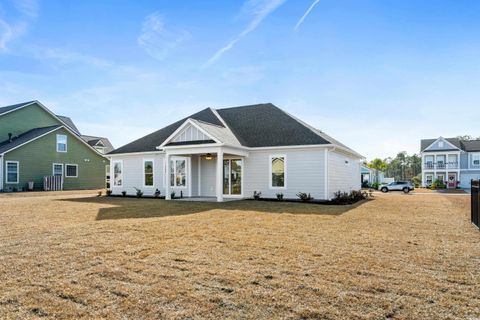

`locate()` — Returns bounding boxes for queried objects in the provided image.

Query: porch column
[216,151,224,202]
[165,153,171,200]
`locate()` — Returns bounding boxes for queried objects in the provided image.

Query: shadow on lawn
[58,196,369,221]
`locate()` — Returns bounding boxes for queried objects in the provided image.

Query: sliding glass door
[223,159,242,195]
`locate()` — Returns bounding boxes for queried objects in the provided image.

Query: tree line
[367,152,422,182]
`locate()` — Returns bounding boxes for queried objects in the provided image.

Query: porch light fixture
[205,153,213,160]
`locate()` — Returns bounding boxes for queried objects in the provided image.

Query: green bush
[371,182,380,190]
[430,179,446,190]
[276,193,284,201]
[134,187,143,198]
[296,192,313,202]
[332,190,368,204]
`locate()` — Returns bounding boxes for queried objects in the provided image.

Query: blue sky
[1,0,479,160]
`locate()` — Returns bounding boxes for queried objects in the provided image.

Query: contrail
[294,0,320,31]
[204,0,286,68]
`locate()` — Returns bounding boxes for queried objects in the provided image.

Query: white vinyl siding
[111,154,164,196]
[328,150,361,199]
[244,148,326,200]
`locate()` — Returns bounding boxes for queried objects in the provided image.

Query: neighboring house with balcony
[420,136,480,188]
[0,101,113,191]
[108,103,363,201]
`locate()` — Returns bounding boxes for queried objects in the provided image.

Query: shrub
[276,193,284,201]
[154,189,161,198]
[106,189,112,196]
[134,187,143,198]
[296,192,313,202]
[371,182,380,190]
[430,179,446,190]
[412,174,422,188]
[253,191,262,200]
[121,191,127,197]
[361,181,370,188]
[332,190,367,205]
[171,191,176,199]
[97,191,102,197]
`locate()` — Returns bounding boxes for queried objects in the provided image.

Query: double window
[170,159,186,187]
[6,161,19,184]
[113,161,123,186]
[270,155,286,188]
[144,160,154,187]
[56,134,67,152]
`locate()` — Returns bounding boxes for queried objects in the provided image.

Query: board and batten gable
[0,102,61,139]
[4,128,107,190]
[327,149,361,199]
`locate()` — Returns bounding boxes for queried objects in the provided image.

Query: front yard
[0,191,479,319]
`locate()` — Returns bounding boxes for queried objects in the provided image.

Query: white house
[420,136,480,188]
[108,103,363,201]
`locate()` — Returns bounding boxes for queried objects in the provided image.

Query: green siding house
[0,101,112,191]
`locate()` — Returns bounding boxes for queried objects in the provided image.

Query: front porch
[164,146,248,202]
[423,171,460,189]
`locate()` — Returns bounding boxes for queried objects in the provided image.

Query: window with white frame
[113,161,123,186]
[144,160,154,187]
[472,154,480,167]
[53,163,63,177]
[6,161,19,183]
[65,164,78,178]
[270,155,286,188]
[170,159,186,187]
[56,134,67,152]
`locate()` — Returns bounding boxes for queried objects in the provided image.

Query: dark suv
[380,181,414,193]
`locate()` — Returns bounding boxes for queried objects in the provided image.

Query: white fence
[43,176,63,191]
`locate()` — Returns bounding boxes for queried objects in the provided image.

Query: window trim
[113,160,123,187]
[65,164,78,178]
[143,159,155,188]
[472,153,480,166]
[56,134,68,153]
[52,163,64,177]
[5,161,19,184]
[269,154,287,189]
[169,157,188,188]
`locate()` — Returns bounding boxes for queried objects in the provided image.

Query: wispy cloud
[138,12,190,61]
[204,0,286,68]
[27,46,114,68]
[294,0,320,31]
[0,0,38,52]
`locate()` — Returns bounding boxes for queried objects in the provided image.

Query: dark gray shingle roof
[0,125,61,154]
[57,115,81,134]
[81,135,115,153]
[216,103,330,147]
[109,108,223,154]
[420,137,480,152]
[0,101,35,115]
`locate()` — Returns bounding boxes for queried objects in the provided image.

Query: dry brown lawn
[0,191,479,319]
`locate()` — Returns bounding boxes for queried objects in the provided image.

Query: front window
[6,161,19,183]
[270,155,286,188]
[53,164,63,177]
[113,161,123,186]
[56,134,67,152]
[170,159,187,187]
[144,160,154,186]
[65,164,78,178]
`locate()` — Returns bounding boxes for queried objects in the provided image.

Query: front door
[223,159,242,195]
[447,173,457,188]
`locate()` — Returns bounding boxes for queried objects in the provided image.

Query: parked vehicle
[380,181,414,193]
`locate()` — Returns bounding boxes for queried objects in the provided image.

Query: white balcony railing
[424,162,458,170]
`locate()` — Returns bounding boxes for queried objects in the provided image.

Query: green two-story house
[0,101,112,191]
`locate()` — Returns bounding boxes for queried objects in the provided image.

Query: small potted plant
[253,191,262,200]
[171,191,176,199]
[134,187,143,198]
[276,193,284,201]
[106,189,112,196]
[154,189,161,198]
[121,191,127,197]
